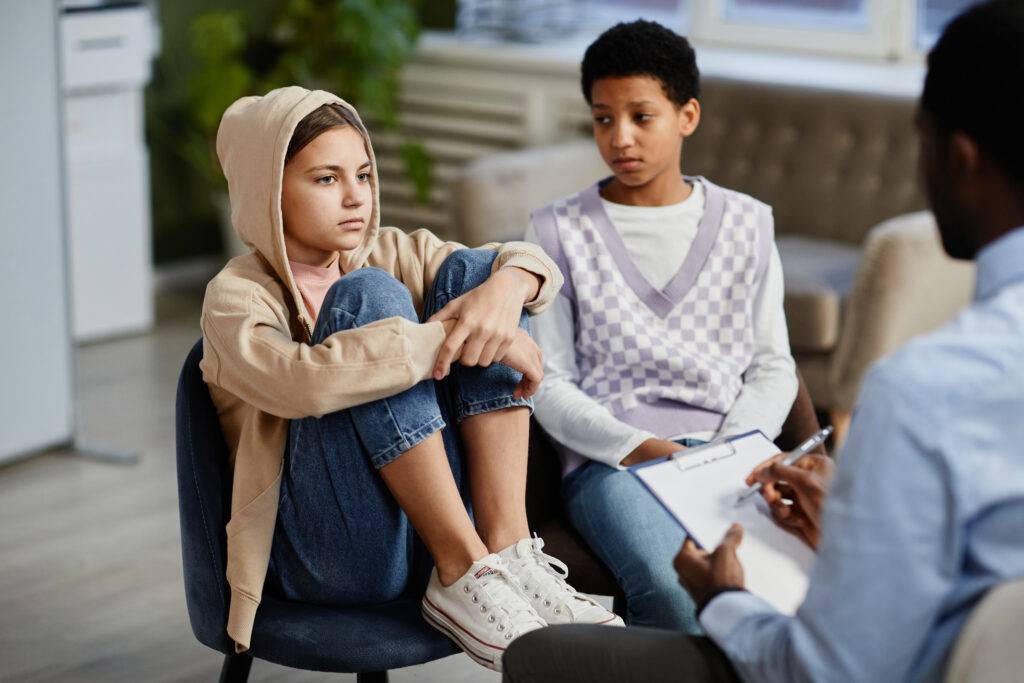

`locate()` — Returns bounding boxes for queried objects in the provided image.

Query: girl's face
[590,75,700,191]
[281,125,373,267]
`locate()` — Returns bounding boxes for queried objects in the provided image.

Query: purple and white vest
[533,177,774,452]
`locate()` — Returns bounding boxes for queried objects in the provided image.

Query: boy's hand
[745,453,835,549]
[621,438,685,466]
[674,524,746,608]
[428,267,536,380]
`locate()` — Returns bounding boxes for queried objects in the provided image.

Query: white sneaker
[422,553,547,672]
[499,536,625,626]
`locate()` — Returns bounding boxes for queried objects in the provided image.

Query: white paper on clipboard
[632,431,816,615]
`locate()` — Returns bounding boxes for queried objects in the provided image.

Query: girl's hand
[427,267,539,380]
[496,329,544,399]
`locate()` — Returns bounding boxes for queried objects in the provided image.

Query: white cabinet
[0,0,74,461]
[60,3,159,341]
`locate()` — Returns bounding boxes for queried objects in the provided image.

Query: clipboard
[630,431,816,615]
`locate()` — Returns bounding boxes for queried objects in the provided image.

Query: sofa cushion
[777,236,861,353]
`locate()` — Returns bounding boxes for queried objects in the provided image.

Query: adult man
[503,1,1024,680]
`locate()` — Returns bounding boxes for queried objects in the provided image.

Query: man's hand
[745,453,836,549]
[674,524,746,608]
[621,438,686,467]
[428,267,538,380]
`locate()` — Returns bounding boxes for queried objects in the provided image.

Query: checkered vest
[532,177,773,421]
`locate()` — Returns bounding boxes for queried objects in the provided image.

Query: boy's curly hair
[581,20,700,107]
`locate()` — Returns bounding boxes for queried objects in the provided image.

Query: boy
[525,20,797,631]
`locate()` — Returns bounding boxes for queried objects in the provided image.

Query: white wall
[0,0,74,462]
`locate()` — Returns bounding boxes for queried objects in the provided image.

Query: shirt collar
[974,225,1024,301]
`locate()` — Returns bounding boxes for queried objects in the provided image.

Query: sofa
[450,78,976,437]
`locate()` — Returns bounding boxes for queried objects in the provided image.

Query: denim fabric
[563,460,701,633]
[269,249,532,607]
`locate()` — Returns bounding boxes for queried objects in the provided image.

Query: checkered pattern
[553,189,763,417]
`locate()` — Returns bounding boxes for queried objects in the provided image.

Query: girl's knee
[332,266,404,293]
[435,249,498,294]
[322,268,415,324]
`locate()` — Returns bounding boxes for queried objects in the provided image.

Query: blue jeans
[268,249,532,606]
[563,448,704,633]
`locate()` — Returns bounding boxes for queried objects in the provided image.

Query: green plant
[184,0,432,202]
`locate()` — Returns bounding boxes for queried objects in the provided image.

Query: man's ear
[949,131,981,180]
[679,98,701,137]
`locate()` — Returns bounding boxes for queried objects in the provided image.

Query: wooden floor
[0,288,498,683]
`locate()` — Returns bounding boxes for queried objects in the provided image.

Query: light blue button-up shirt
[701,226,1024,682]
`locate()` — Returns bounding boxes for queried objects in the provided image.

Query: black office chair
[175,339,457,682]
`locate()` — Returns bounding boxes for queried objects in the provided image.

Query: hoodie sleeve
[200,275,446,420]
[374,227,563,316]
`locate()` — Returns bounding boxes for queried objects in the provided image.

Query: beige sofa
[450,78,975,434]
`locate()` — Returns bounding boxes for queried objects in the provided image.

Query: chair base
[219,653,389,682]
[220,654,253,683]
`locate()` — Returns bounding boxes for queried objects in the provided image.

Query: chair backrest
[175,338,235,654]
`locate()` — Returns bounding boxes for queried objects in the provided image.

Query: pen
[735,425,833,504]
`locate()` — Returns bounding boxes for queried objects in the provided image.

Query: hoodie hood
[215,86,381,329]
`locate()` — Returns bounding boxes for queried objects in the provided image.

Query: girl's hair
[285,103,365,164]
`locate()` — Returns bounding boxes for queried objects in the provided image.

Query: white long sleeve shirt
[525,184,797,470]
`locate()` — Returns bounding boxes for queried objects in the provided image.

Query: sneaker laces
[510,535,603,620]
[468,559,545,639]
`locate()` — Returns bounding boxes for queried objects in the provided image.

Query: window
[691,0,899,59]
[590,0,684,18]
[457,1,687,40]
[692,0,983,60]
[917,0,976,50]
[726,0,867,29]
[587,0,687,32]
[456,0,980,63]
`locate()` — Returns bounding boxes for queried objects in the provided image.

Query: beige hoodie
[200,87,562,652]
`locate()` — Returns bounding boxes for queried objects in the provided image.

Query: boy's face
[281,125,373,267]
[590,75,699,190]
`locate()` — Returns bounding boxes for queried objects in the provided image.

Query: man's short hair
[922,0,1024,185]
[580,20,700,107]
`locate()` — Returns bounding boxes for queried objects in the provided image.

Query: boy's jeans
[268,249,532,606]
[561,438,707,633]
